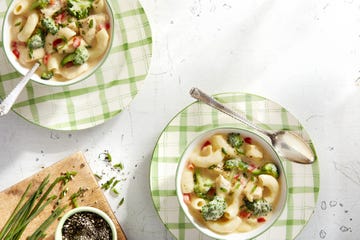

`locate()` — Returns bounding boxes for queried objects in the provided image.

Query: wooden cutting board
[0,152,126,240]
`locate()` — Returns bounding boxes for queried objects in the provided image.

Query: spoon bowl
[190,87,315,164]
[268,130,315,164]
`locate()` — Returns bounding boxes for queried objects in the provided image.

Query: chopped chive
[113,163,123,170]
[99,150,112,162]
[70,187,87,208]
[111,188,119,195]
[101,177,115,190]
[111,179,120,188]
[94,173,102,180]
[118,198,124,207]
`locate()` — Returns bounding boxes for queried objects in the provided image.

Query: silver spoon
[0,62,40,116]
[190,87,315,164]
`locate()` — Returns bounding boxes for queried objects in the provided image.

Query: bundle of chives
[0,172,77,240]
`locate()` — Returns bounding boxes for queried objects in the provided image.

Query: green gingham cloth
[0,0,152,130]
[150,92,320,240]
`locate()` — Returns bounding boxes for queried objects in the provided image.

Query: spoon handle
[0,62,40,116]
[190,87,269,135]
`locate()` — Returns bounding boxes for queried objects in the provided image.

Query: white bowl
[55,206,117,240]
[2,0,114,86]
[175,127,288,240]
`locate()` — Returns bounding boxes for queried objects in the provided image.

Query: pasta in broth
[180,132,281,234]
[8,0,111,81]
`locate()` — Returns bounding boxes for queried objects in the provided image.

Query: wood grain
[0,152,126,240]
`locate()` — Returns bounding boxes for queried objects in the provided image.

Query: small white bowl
[2,1,114,86]
[55,206,117,240]
[175,127,288,240]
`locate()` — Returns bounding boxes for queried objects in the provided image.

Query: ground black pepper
[62,212,113,240]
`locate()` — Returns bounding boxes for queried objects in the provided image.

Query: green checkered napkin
[0,0,152,130]
[150,92,320,240]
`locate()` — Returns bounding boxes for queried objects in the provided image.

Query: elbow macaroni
[17,12,38,42]
[190,145,223,168]
[92,0,105,13]
[13,0,30,15]
[89,28,110,60]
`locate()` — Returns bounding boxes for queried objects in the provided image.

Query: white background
[1,0,360,239]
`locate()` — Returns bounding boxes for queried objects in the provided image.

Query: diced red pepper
[105,22,111,30]
[98,24,104,31]
[55,12,66,24]
[239,210,251,218]
[183,194,191,205]
[234,174,240,180]
[207,187,216,198]
[53,39,63,49]
[244,137,252,144]
[257,217,266,223]
[247,164,256,172]
[72,36,81,48]
[240,176,247,186]
[187,163,194,170]
[43,54,51,65]
[201,140,211,149]
[64,62,74,68]
[12,49,20,59]
[11,41,17,48]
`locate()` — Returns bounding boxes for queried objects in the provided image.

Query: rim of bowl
[175,127,288,240]
[55,206,117,240]
[2,0,115,87]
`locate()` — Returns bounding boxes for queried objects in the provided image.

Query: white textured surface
[1,0,360,239]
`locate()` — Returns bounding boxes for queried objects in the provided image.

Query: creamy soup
[8,0,111,81]
[180,132,281,234]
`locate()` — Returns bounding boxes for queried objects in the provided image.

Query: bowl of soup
[2,0,114,86]
[175,127,288,240]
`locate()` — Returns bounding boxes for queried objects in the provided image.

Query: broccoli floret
[67,0,93,19]
[61,46,89,66]
[244,198,272,217]
[41,17,59,35]
[201,196,226,221]
[40,71,53,80]
[224,158,248,171]
[31,0,49,9]
[27,32,44,50]
[252,163,279,178]
[227,132,244,154]
[193,170,214,199]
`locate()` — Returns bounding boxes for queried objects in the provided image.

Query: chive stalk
[0,172,77,240]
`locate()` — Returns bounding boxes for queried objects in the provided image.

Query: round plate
[150,92,320,240]
[0,0,152,130]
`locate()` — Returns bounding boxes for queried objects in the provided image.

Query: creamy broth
[180,132,282,234]
[8,0,111,82]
